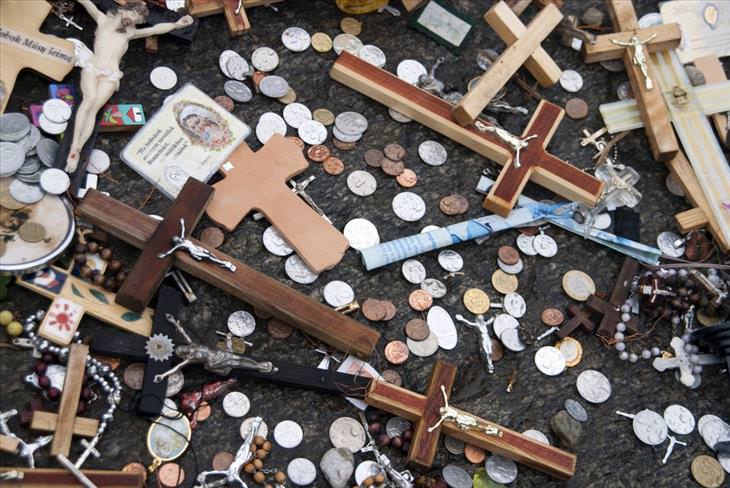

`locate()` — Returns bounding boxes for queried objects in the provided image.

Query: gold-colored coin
[561,270,596,301]
[311,32,333,53]
[313,108,335,126]
[463,288,490,315]
[277,88,296,104]
[216,338,246,354]
[340,17,362,36]
[691,455,725,488]
[555,337,583,367]
[491,269,518,294]
[0,179,24,210]
[18,222,46,243]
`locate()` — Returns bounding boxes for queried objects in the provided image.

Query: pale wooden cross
[74,178,381,358]
[206,135,349,273]
[451,1,563,126]
[187,0,282,35]
[506,0,563,16]
[0,0,76,113]
[586,258,640,339]
[582,0,682,162]
[693,55,729,148]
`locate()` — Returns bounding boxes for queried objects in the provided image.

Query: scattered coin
[285,254,319,284]
[555,337,583,367]
[150,66,177,90]
[463,288,490,315]
[274,420,304,448]
[194,402,211,422]
[560,69,584,93]
[381,158,404,176]
[421,278,447,298]
[498,246,520,266]
[256,112,287,144]
[283,102,313,129]
[263,226,294,256]
[313,108,335,126]
[123,363,145,390]
[534,346,566,376]
[427,306,458,350]
[383,143,404,162]
[281,26,311,52]
[358,44,386,68]
[340,17,362,35]
[442,464,472,488]
[18,222,46,243]
[389,108,412,123]
[311,32,333,53]
[397,59,427,85]
[260,75,290,98]
[385,340,409,364]
[200,227,225,249]
[663,404,695,435]
[157,462,185,488]
[409,289,433,311]
[251,46,279,72]
[405,318,430,341]
[401,259,426,284]
[323,156,345,175]
[418,140,447,166]
[464,444,486,464]
[222,391,251,418]
[444,436,465,456]
[576,369,612,404]
[541,308,564,326]
[439,194,469,215]
[333,137,357,150]
[267,318,293,339]
[227,310,256,337]
[490,338,504,362]
[277,87,297,104]
[503,292,526,318]
[224,80,252,103]
[657,231,685,258]
[395,168,418,188]
[343,218,379,249]
[564,398,588,422]
[501,327,526,352]
[240,417,268,439]
[332,33,363,55]
[36,138,59,168]
[562,270,596,301]
[336,111,368,137]
[381,369,402,386]
[323,280,355,308]
[565,97,589,119]
[407,333,439,357]
[362,299,387,321]
[212,451,234,471]
[329,416,366,452]
[522,429,550,445]
[298,119,327,145]
[287,457,316,486]
[122,463,147,482]
[533,233,558,257]
[491,270,518,294]
[438,250,463,272]
[42,98,72,123]
[692,455,725,488]
[307,144,330,163]
[392,192,426,222]
[485,455,518,484]
[363,148,384,167]
[226,55,250,81]
[516,233,537,256]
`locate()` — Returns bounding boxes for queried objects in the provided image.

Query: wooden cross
[0,467,143,487]
[17,264,153,346]
[187,0,282,35]
[0,0,76,113]
[451,1,563,126]
[582,0,682,162]
[506,0,563,16]
[74,179,381,358]
[586,258,640,339]
[206,136,349,273]
[556,305,595,339]
[693,55,728,148]
[483,100,604,216]
[364,360,576,479]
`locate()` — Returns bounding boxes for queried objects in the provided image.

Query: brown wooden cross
[506,0,564,16]
[187,0,282,35]
[0,0,76,113]
[365,360,576,479]
[483,99,604,216]
[451,1,563,126]
[74,179,380,358]
[586,258,640,338]
[206,135,349,273]
[556,305,595,339]
[582,0,682,161]
[0,467,143,487]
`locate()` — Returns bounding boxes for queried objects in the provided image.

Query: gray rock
[581,6,604,26]
[550,410,583,449]
[685,65,706,86]
[320,447,355,488]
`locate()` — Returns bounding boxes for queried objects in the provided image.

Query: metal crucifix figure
[157,218,237,272]
[455,314,495,374]
[427,386,503,437]
[474,121,537,168]
[611,34,657,90]
[0,409,53,468]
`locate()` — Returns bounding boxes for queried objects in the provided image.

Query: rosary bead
[100,364,110,374]
[363,476,374,487]
[403,429,413,440]
[109,259,122,272]
[274,471,286,483]
[378,433,390,446]
[368,422,381,434]
[629,353,638,363]
[75,243,88,254]
[671,315,681,325]
[100,248,112,260]
[253,471,266,484]
[92,274,105,287]
[374,473,386,484]
[77,401,86,415]
[38,375,51,389]
[619,351,629,360]
[47,387,60,400]
[366,411,380,423]
[614,332,625,341]
[391,436,403,448]
[244,463,255,474]
[616,323,626,332]
[621,312,631,322]
[693,364,703,374]
[668,269,677,277]
[651,347,661,356]
[621,304,631,313]
[678,269,688,279]
[262,440,272,451]
[690,354,699,363]
[615,342,626,352]
[34,362,47,375]
[79,265,92,279]
[253,458,263,469]
[254,435,265,447]
[641,349,651,359]
[684,343,693,353]
[74,253,87,265]
[681,333,691,343]
[255,449,268,459]
[116,271,127,283]
[87,241,99,253]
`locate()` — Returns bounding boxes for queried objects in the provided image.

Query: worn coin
[39,168,69,195]
[281,26,311,52]
[555,337,582,367]
[277,87,297,104]
[212,451,234,471]
[565,97,589,119]
[9,180,44,204]
[533,233,557,257]
[389,108,412,123]
[617,80,633,100]
[0,142,24,176]
[224,80,252,103]
[308,110,334,129]
[657,231,685,258]
[541,308,564,326]
[427,305,458,350]
[355,461,383,486]
[444,437,465,456]
[218,49,238,77]
[332,33,363,55]
[562,270,596,301]
[256,112,287,144]
[383,300,397,321]
[396,168,418,188]
[491,270,518,294]
[498,256,523,275]
[401,259,426,284]
[251,46,279,72]
[443,464,472,488]
[282,102,312,129]
[329,416,366,452]
[0,113,31,141]
[15,125,39,155]
[222,391,250,418]
[385,340,409,364]
[36,138,60,168]
[463,288,490,315]
[340,17,362,35]
[226,55,250,81]
[534,346,566,376]
[564,399,588,422]
[267,318,293,339]
[194,402,211,422]
[439,194,469,215]
[665,173,685,197]
[522,429,550,445]
[497,246,520,266]
[263,226,294,256]
[18,222,46,243]
[385,417,410,439]
[560,69,583,92]
[692,455,725,488]
[576,369,612,404]
[332,126,362,143]
[421,278,446,298]
[381,158,404,176]
[123,363,146,390]
[287,457,316,486]
[500,327,526,352]
[409,289,433,311]
[418,140,447,166]
[362,299,387,321]
[311,32,333,52]
[381,369,402,386]
[383,143,405,161]
[438,250,463,272]
[503,292,526,318]
[157,462,184,488]
[631,409,668,446]
[274,420,304,448]
[343,218,379,249]
[323,280,355,308]
[407,333,439,357]
[259,75,290,98]
[486,455,518,484]
[663,404,695,435]
[405,318,430,341]
[516,233,537,255]
[392,192,426,222]
[397,59,427,85]
[307,144,330,162]
[240,417,268,439]
[199,227,225,249]
[42,98,72,123]
[358,44,386,68]
[324,156,345,175]
[298,119,327,145]
[213,94,235,112]
[285,254,319,284]
[227,310,256,337]
[335,111,368,136]
[363,148,384,167]
[464,443,486,463]
[150,66,177,90]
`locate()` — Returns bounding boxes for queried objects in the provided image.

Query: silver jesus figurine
[455,314,495,373]
[611,34,657,90]
[158,218,237,272]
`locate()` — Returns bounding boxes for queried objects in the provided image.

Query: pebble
[550,410,583,448]
[320,448,354,488]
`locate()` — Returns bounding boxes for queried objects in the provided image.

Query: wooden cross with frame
[586,257,640,339]
[74,178,380,359]
[186,0,282,36]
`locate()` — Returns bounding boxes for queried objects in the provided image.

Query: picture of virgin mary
[173,100,234,150]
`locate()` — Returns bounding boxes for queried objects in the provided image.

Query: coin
[392,192,426,222]
[393,168,417,188]
[533,233,557,257]
[324,156,345,175]
[439,194,469,215]
[0,142,25,176]
[283,102,312,129]
[36,137,59,168]
[224,80,252,103]
[362,149,383,167]
[397,59,427,85]
[463,288,490,314]
[123,363,145,390]
[404,318,430,341]
[492,314,518,339]
[560,69,583,92]
[489,338,504,362]
[692,455,725,488]
[332,33,363,55]
[565,97,589,119]
[362,299,387,321]
[555,337,582,367]
[409,289,433,311]
[576,369,611,404]
[355,461,383,486]
[194,402,211,422]
[500,327,526,352]
[522,429,550,445]
[562,270,596,301]
[418,140,447,166]
[382,143,404,161]
[564,398,588,422]
[332,126,362,143]
[358,44,386,68]
[381,158,404,176]
[421,278,446,298]
[617,80,633,100]
[298,119,327,145]
[333,137,357,150]
[263,226,294,256]
[442,464,472,488]
[401,259,426,284]
[274,420,304,448]
[200,227,225,249]
[445,437,466,456]
[323,280,355,308]
[631,409,668,446]
[18,222,46,243]
[0,113,31,141]
[497,246,520,266]
[490,270,517,294]
[485,455,518,484]
[256,112,287,144]
[389,108,412,123]
[285,255,319,284]
[385,340,409,364]
[340,17,362,35]
[218,49,238,77]
[311,32,333,52]
[150,66,177,90]
[42,98,72,123]
[503,292,526,318]
[157,462,184,488]
[407,333,439,357]
[122,462,147,482]
[516,233,537,255]
[538,308,563,327]
[438,250,463,272]
[657,231,685,258]
[287,457,317,486]
[664,404,695,435]
[343,218,379,249]
[464,444,486,464]
[305,145,329,163]
[665,173,685,197]
[427,305,458,350]
[0,188,24,210]
[267,318,293,339]
[329,416,366,452]
[240,417,268,439]
[313,108,335,126]
[534,346,566,376]
[335,111,368,136]
[223,391,250,418]
[212,451,234,471]
[227,310,256,337]
[251,46,279,72]
[260,75,290,98]
[281,26,311,52]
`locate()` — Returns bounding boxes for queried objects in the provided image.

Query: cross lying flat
[587,258,639,338]
[187,0,283,35]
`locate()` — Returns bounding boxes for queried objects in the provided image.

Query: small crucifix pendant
[157,218,236,272]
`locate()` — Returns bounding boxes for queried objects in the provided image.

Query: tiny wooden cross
[483,100,604,216]
[206,135,349,272]
[187,0,282,35]
[365,360,576,479]
[556,305,595,339]
[583,0,682,162]
[0,0,75,113]
[451,1,563,126]
[586,258,640,339]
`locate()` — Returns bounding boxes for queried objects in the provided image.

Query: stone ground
[1,0,730,487]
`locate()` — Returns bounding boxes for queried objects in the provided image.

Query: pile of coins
[361,298,397,322]
[363,143,416,188]
[307,144,345,176]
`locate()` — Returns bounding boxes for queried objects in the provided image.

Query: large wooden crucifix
[75,178,380,359]
[582,0,682,162]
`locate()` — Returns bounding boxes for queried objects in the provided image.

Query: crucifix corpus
[187,0,283,35]
[74,178,380,358]
[450,1,563,126]
[582,0,682,162]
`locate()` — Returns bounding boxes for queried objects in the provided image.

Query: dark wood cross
[587,257,640,338]
[364,360,576,480]
[556,305,595,339]
[582,0,682,161]
[74,179,380,358]
[0,467,143,487]
[483,100,604,217]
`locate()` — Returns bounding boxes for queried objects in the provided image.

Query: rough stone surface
[320,447,355,488]
[550,410,583,449]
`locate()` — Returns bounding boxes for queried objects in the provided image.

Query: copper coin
[384,340,409,364]
[684,232,711,261]
[212,451,234,471]
[93,355,120,371]
[491,338,503,362]
[382,300,397,321]
[384,143,406,161]
[408,289,433,311]
[396,168,417,188]
[333,138,357,150]
[214,95,234,112]
[157,462,185,488]
[362,299,387,321]
[381,158,404,176]
[405,318,430,341]
[307,144,330,162]
[497,245,520,266]
[200,227,225,249]
[565,97,589,119]
[123,363,145,390]
[381,369,402,386]
[286,136,305,150]
[519,226,540,236]
[122,462,147,483]
[195,401,211,422]
[364,149,384,167]
[267,318,293,339]
[323,156,344,175]
[541,308,565,326]
[464,444,486,464]
[439,194,469,216]
[252,71,266,89]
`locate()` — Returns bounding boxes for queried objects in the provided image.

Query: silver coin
[0,142,25,176]
[332,125,362,143]
[534,346,566,376]
[493,314,518,339]
[227,310,256,337]
[17,158,40,175]
[657,231,685,257]
[665,173,685,197]
[287,457,316,486]
[421,278,446,298]
[222,391,250,418]
[591,213,612,230]
[329,416,366,452]
[334,111,368,136]
[392,192,426,222]
[323,280,355,307]
[282,26,311,52]
[438,250,463,272]
[259,75,290,98]
[256,112,287,144]
[663,404,695,435]
[282,102,312,129]
[516,233,537,255]
[39,168,70,195]
[503,292,526,318]
[226,55,250,81]
[150,66,177,90]
[407,333,439,357]
[263,226,294,256]
[522,429,550,445]
[16,171,44,185]
[638,12,662,28]
[355,460,383,486]
[332,33,363,55]
[500,327,526,352]
[497,258,523,275]
[347,170,377,196]
[560,69,583,93]
[443,436,465,455]
[718,453,730,474]
[240,417,268,439]
[285,254,319,284]
[165,370,184,397]
[600,59,625,72]
[700,417,730,450]
[342,218,380,249]
[533,233,557,257]
[0,113,31,141]
[421,225,441,233]
[427,306,458,350]
[389,107,412,123]
[486,455,518,484]
[564,399,588,423]
[9,179,44,204]
[87,149,111,174]
[631,409,668,446]
[698,414,723,434]
[442,464,472,488]
[418,140,447,166]
[16,125,41,155]
[397,59,427,85]
[576,369,612,404]
[219,49,238,77]
[386,417,410,439]
[274,420,303,448]
[358,44,386,68]
[42,98,72,123]
[616,81,633,100]
[298,119,327,145]
[38,114,67,135]
[402,259,426,284]
[224,80,252,103]
[251,47,279,72]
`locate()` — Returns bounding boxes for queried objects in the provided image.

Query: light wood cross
[583,0,682,162]
[187,0,282,35]
[451,1,563,126]
[693,55,728,148]
[0,0,75,113]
